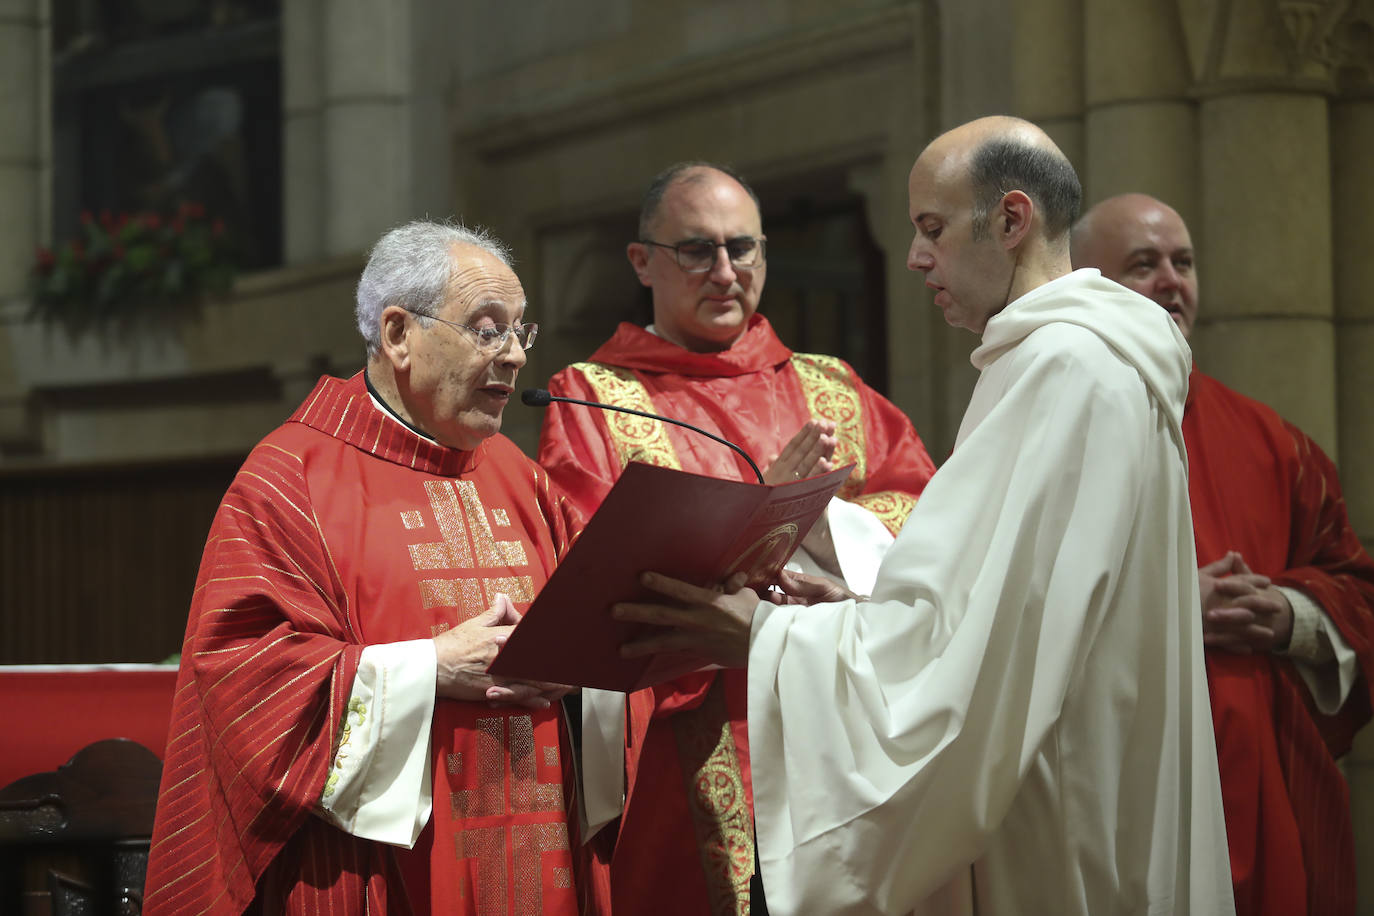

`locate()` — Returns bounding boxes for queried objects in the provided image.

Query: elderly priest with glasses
[143,221,605,915]
[536,161,937,915]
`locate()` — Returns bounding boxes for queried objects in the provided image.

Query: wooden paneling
[0,456,243,664]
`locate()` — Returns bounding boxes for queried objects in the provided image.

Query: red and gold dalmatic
[1186,368,1374,916]
[537,315,936,915]
[144,372,594,916]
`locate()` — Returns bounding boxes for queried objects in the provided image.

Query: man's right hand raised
[762,419,838,485]
[434,593,569,709]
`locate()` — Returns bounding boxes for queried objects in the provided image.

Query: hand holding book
[486,461,854,691]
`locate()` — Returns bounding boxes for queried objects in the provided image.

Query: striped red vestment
[1185,368,1374,916]
[145,372,596,915]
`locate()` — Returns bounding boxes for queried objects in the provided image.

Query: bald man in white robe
[615,117,1234,915]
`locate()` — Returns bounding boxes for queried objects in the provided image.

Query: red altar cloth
[0,663,177,788]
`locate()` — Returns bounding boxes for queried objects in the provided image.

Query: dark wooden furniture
[0,738,162,915]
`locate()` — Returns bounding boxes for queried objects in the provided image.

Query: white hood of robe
[974,268,1191,443]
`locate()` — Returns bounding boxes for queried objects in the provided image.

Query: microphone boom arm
[531,391,765,485]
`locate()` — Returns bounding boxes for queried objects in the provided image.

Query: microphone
[522,388,765,484]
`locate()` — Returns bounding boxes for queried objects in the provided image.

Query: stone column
[1331,93,1374,540]
[0,0,46,453]
[1011,0,1084,168]
[876,6,963,456]
[1182,0,1348,457]
[282,0,325,263]
[0,0,43,296]
[284,0,457,262]
[1195,91,1336,454]
[1332,87,1374,916]
[320,2,414,256]
[928,0,1014,457]
[1081,0,1197,216]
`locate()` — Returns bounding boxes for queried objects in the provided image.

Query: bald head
[1071,193,1187,264]
[1072,193,1198,337]
[922,116,1082,244]
[906,116,1083,333]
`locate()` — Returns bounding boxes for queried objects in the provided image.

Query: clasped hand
[434,593,571,709]
[1198,551,1295,654]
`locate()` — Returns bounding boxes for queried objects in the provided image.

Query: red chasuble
[537,315,936,915]
[1185,368,1374,916]
[144,372,592,916]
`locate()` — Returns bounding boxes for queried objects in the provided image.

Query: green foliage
[31,201,236,333]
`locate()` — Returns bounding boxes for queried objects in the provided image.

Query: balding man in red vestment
[145,221,604,915]
[1074,193,1374,916]
[536,162,936,915]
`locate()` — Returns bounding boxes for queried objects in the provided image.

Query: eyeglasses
[639,236,766,273]
[405,309,539,351]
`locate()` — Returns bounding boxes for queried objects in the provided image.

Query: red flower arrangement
[31,200,235,332]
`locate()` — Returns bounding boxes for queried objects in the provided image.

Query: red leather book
[488,461,852,691]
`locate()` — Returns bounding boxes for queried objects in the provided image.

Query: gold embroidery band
[453,716,570,915]
[409,478,534,612]
[508,714,566,814]
[458,480,503,567]
[483,575,535,606]
[512,822,571,916]
[852,490,917,538]
[418,577,483,613]
[455,825,505,915]
[791,354,866,499]
[672,681,754,915]
[420,480,477,567]
[409,480,527,571]
[573,363,683,471]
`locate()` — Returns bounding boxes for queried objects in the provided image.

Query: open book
[487,461,853,692]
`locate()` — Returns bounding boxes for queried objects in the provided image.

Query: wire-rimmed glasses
[639,236,766,273]
[405,309,539,351]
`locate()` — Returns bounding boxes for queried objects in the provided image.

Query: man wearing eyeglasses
[145,221,605,915]
[536,163,937,915]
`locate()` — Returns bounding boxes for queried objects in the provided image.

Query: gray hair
[355,220,514,357]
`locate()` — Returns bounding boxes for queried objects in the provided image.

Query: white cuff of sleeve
[827,497,897,597]
[318,639,435,847]
[1281,587,1325,662]
[1278,586,1359,715]
[786,497,894,596]
[579,688,626,842]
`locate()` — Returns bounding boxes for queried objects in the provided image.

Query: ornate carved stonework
[1329,0,1374,84]
[1278,0,1345,61]
[1277,0,1374,82]
[1177,0,1373,92]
